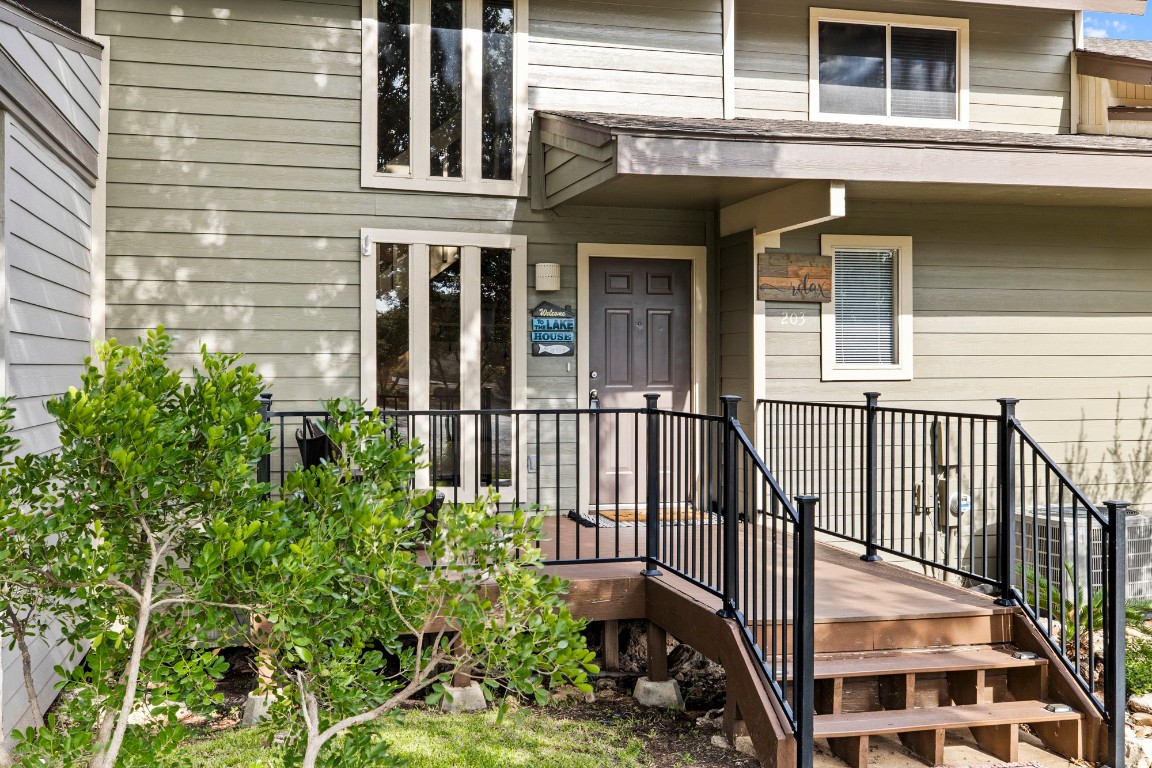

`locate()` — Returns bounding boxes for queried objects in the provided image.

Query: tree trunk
[5,607,43,728]
[94,572,156,768]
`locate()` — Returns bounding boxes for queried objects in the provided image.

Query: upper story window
[809,9,969,128]
[361,0,527,195]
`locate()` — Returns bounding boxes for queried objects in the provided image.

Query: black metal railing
[758,393,1128,767]
[257,393,819,767]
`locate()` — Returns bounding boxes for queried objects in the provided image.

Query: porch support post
[643,393,662,577]
[1104,500,1129,768]
[995,398,1020,607]
[795,494,819,768]
[718,395,741,619]
[862,392,882,562]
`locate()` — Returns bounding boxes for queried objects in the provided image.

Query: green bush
[1129,636,1152,697]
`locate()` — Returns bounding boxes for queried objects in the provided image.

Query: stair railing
[758,393,1128,767]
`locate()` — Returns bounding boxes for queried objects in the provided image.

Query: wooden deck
[537,515,1010,633]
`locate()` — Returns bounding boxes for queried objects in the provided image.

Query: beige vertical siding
[735,0,1073,134]
[763,200,1152,503]
[528,0,724,118]
[97,0,707,414]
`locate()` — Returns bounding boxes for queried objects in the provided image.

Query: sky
[1084,10,1152,40]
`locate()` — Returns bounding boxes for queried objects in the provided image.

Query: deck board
[536,516,1010,625]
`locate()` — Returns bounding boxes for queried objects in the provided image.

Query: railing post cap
[794,494,820,504]
[864,391,881,400]
[1104,500,1131,511]
[998,397,1020,405]
[644,393,660,407]
[719,394,742,403]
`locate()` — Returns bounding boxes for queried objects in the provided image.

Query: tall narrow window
[430,0,464,178]
[482,0,515,180]
[376,244,411,409]
[366,0,522,192]
[820,235,913,381]
[377,0,411,173]
[833,249,895,365]
[429,246,462,409]
[480,248,512,483]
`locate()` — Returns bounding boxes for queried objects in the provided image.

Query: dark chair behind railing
[757,393,1129,768]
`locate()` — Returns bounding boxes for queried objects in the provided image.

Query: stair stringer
[647,576,795,768]
[1010,612,1105,761]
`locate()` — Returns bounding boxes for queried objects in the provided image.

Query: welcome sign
[757,253,832,303]
[530,301,575,357]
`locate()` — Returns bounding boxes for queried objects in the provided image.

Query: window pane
[481,249,512,484]
[482,0,515,181]
[377,0,411,173]
[430,1,464,178]
[429,246,461,484]
[819,22,886,116]
[891,27,957,120]
[376,244,410,410]
[834,249,896,365]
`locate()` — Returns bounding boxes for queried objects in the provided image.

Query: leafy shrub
[1128,635,1152,697]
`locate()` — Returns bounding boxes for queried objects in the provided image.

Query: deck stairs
[808,644,1082,767]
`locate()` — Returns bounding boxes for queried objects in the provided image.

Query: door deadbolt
[590,371,598,379]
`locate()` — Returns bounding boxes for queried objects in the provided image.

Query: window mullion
[410,242,432,489]
[412,2,433,180]
[463,0,483,182]
[885,24,892,119]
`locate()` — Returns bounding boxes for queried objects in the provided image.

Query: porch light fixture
[362,234,372,257]
[535,262,561,292]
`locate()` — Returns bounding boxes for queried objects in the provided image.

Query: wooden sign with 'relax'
[757,253,832,303]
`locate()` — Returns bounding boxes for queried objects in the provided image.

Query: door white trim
[576,243,708,413]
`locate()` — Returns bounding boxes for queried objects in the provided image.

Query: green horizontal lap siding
[97,0,707,413]
[528,0,724,118]
[735,0,1072,133]
[763,200,1152,500]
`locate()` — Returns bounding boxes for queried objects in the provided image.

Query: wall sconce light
[361,234,372,257]
[535,262,561,292]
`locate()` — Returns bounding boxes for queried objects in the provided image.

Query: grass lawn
[171,706,650,768]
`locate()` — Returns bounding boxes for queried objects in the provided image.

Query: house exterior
[69,0,1150,508]
[2,0,1151,760]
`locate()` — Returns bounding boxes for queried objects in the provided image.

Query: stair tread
[814,645,1046,679]
[813,700,1081,738]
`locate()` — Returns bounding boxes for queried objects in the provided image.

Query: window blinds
[834,249,897,365]
[891,27,957,120]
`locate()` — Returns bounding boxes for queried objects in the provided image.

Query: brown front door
[588,257,693,506]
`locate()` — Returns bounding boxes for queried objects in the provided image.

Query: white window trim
[808,8,970,129]
[360,0,529,196]
[820,235,913,382]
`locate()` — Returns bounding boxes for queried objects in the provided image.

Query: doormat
[939,762,1043,768]
[590,504,709,525]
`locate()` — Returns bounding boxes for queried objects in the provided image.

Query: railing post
[718,395,741,619]
[995,397,1020,607]
[256,392,273,485]
[643,393,662,577]
[1104,500,1129,768]
[862,392,882,562]
[794,494,819,768]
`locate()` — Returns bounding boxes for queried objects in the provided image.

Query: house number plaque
[757,253,832,303]
[530,301,575,357]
